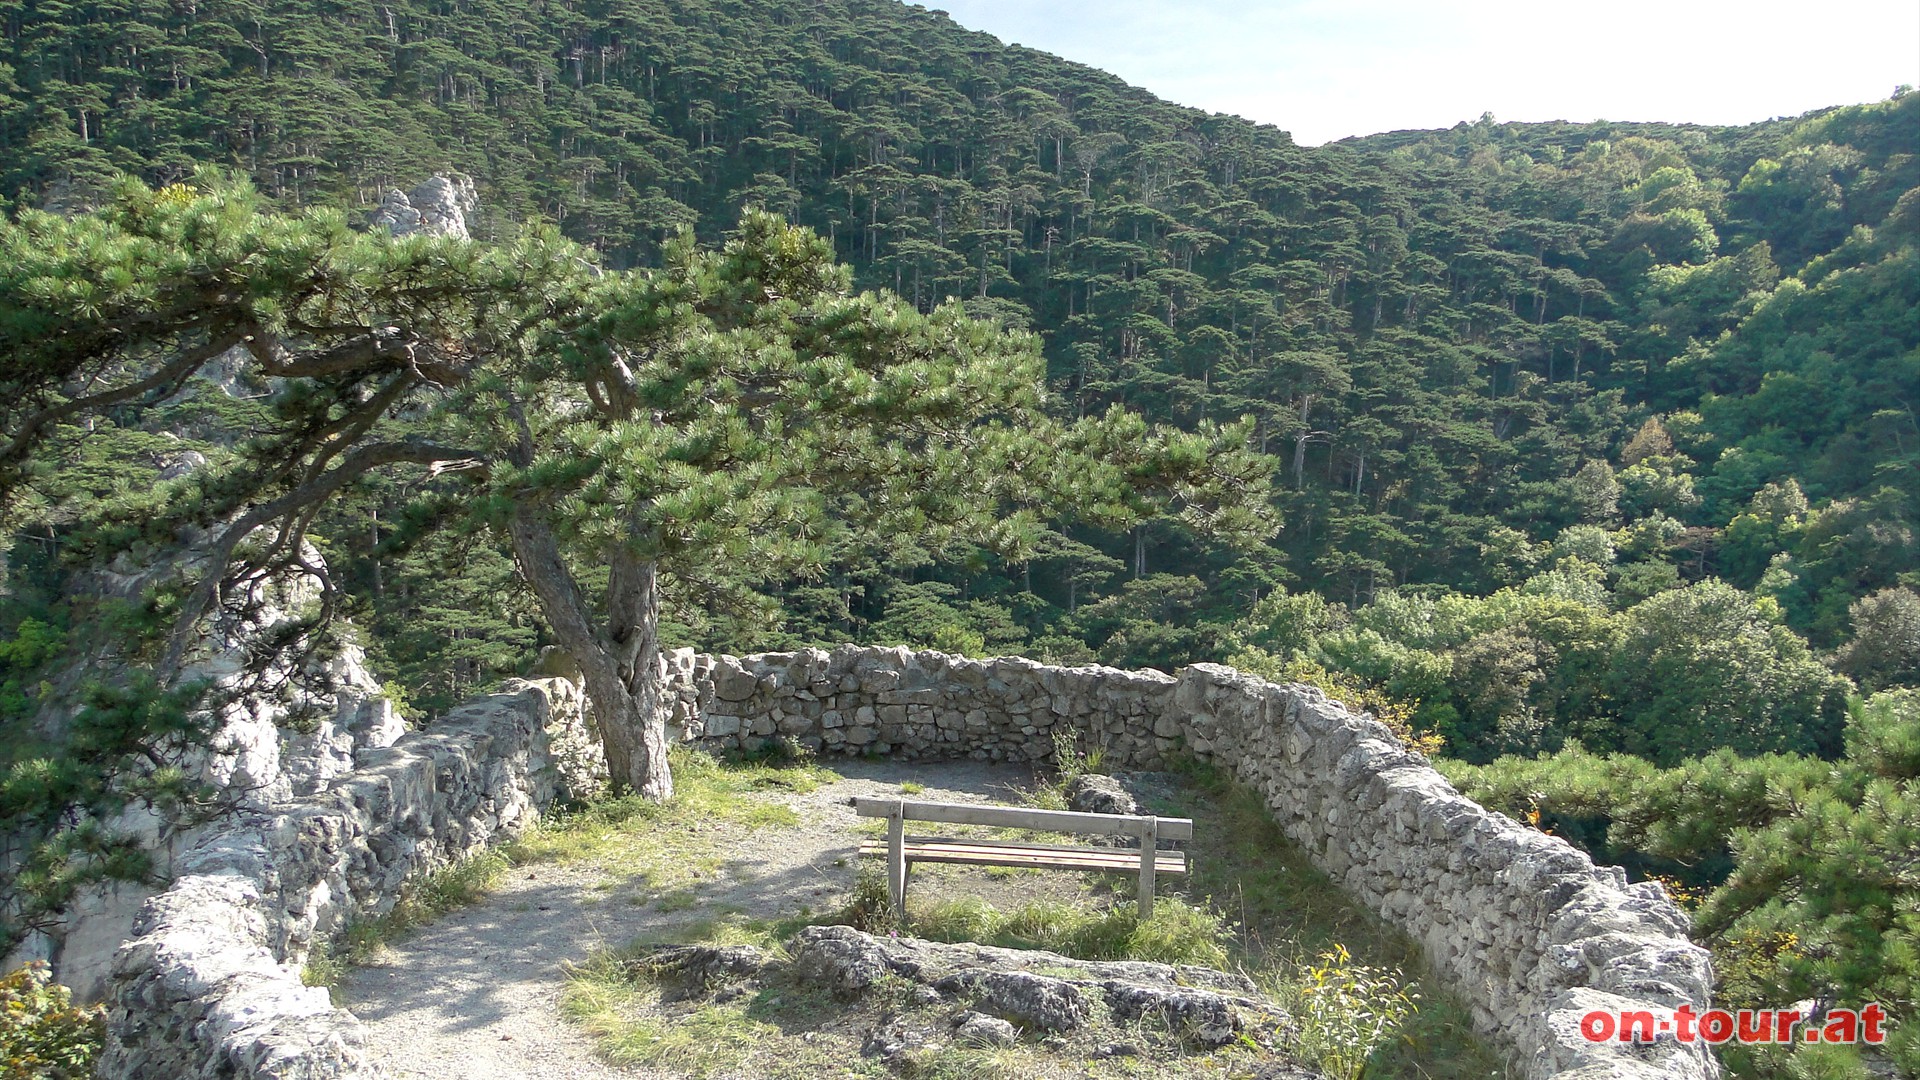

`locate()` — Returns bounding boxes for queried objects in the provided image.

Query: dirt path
[342,758,1048,1080]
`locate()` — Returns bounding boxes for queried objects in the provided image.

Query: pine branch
[0,333,244,488]
[162,439,486,673]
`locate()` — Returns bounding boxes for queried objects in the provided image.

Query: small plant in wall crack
[1049,727,1105,783]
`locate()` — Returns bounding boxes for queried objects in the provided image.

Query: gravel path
[342,758,1049,1080]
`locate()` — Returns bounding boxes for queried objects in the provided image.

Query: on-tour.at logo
[1580,1004,1890,1045]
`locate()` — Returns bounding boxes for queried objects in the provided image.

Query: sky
[931,0,1920,145]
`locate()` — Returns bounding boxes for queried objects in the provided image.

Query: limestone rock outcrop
[367,175,478,239]
[13,541,403,1001]
[728,926,1290,1052]
[1064,773,1138,816]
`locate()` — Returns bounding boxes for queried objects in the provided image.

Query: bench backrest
[849,796,1194,841]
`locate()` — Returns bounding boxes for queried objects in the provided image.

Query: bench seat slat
[901,834,1177,856]
[849,796,1193,841]
[858,838,1187,874]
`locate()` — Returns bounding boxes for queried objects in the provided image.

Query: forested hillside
[8,0,1918,735]
[3,1,1920,1071]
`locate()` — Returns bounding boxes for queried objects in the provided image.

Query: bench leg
[1136,817,1158,920]
[887,803,907,924]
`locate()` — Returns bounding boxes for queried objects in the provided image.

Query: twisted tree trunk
[574,639,673,799]
[507,505,674,799]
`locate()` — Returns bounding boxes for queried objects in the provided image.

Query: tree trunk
[575,646,672,798]
[1292,394,1315,489]
[507,505,674,799]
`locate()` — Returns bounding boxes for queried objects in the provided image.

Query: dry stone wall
[99,645,1714,1080]
[664,645,1718,1080]
[96,678,595,1080]
[662,646,1179,765]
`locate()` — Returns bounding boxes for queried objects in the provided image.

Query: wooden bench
[850,796,1194,920]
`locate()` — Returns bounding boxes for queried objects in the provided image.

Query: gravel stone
[952,1011,1018,1047]
[1064,773,1138,816]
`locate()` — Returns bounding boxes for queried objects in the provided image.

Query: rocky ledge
[626,925,1328,1077]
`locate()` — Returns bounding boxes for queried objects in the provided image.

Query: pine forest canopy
[0,0,1915,775]
[4,0,1916,618]
[1,0,1918,773]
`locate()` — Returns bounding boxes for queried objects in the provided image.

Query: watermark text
[1579,1004,1889,1045]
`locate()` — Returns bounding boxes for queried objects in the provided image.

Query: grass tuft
[839,866,896,934]
[562,969,778,1076]
[892,1044,1035,1079]
[302,849,511,992]
[911,895,1230,968]
[562,942,895,1079]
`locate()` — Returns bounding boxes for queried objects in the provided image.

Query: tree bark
[1291,394,1315,489]
[507,504,674,799]
[574,639,672,800]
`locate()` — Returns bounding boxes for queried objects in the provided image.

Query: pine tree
[0,174,1274,797]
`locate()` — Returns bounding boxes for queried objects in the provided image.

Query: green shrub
[0,962,104,1080]
[1281,945,1419,1080]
